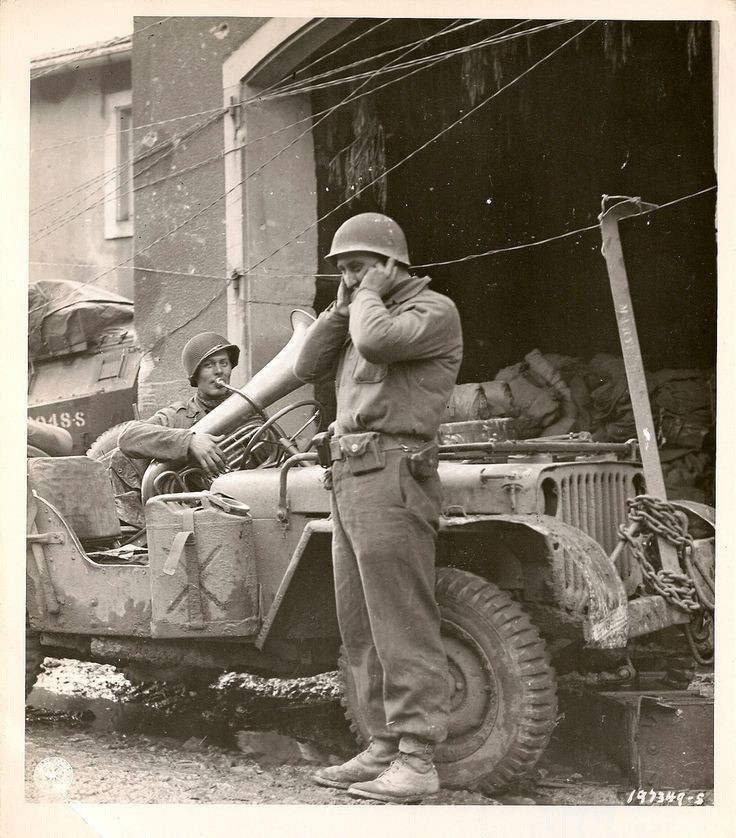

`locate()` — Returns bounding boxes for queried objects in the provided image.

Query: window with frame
[104,91,133,238]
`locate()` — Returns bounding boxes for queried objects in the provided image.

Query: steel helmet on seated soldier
[181,333,240,386]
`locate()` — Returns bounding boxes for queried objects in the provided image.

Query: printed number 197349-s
[626,789,705,805]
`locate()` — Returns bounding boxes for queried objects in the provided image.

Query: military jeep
[25,201,715,790]
[25,344,714,791]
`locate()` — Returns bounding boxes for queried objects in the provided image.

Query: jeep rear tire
[26,622,44,697]
[339,567,557,791]
[87,422,130,461]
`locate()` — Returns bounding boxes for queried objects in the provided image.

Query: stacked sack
[445,350,579,438]
[586,354,653,442]
[651,369,714,504]
[445,350,714,504]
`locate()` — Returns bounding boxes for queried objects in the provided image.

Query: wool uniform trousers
[330,449,450,746]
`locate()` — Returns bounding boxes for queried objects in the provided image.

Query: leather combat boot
[312,738,398,790]
[347,742,440,804]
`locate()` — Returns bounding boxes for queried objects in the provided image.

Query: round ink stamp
[33,756,73,798]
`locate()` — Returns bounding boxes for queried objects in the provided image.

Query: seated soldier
[106,333,239,528]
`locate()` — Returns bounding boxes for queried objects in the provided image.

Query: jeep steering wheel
[241,399,324,466]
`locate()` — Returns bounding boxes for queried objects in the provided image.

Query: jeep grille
[553,465,640,554]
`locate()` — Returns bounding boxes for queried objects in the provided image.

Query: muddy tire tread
[434,568,556,789]
[86,422,130,461]
[340,567,557,791]
[25,623,44,697]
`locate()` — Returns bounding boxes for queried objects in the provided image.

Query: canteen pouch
[408,443,439,481]
[339,432,386,474]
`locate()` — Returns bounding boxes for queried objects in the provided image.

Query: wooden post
[599,197,680,574]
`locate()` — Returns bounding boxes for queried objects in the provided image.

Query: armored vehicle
[27,280,141,456]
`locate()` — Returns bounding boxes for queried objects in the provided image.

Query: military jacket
[108,392,224,527]
[117,393,217,462]
[295,275,463,441]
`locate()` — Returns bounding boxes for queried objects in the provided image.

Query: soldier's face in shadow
[337,252,386,292]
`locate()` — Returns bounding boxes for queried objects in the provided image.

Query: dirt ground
[24,658,711,806]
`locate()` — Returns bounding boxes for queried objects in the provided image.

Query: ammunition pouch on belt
[333,432,386,474]
[327,431,437,479]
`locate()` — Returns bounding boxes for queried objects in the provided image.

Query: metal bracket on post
[227,96,242,131]
[598,195,680,575]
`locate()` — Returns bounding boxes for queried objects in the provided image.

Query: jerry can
[145,492,259,638]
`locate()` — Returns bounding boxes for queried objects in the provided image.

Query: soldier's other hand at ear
[359,257,397,299]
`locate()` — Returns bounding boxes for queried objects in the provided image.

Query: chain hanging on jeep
[617,494,714,665]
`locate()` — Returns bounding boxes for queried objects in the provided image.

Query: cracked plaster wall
[132,16,266,416]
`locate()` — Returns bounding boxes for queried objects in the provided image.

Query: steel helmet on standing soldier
[181,333,240,386]
[326,212,411,265]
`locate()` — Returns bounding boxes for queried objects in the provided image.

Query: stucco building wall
[131,16,266,416]
[29,60,134,297]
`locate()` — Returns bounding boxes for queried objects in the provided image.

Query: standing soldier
[105,333,239,528]
[295,212,463,803]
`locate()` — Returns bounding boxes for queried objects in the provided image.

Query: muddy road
[25,658,707,806]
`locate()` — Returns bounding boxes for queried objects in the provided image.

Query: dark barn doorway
[304,19,716,382]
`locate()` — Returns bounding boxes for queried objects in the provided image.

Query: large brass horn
[141,309,316,503]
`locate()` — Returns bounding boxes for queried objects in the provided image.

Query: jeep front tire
[339,567,558,791]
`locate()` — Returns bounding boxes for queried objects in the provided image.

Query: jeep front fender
[440,514,629,648]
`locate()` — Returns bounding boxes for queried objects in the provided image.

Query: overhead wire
[243,21,600,278]
[263,18,488,96]
[30,17,533,156]
[319,184,719,271]
[30,110,225,243]
[32,18,711,335]
[134,182,724,358]
[28,19,405,154]
[43,20,538,241]
[30,104,230,154]
[29,19,400,216]
[30,18,171,81]
[29,260,339,279]
[32,163,131,217]
[30,182,718,363]
[281,18,392,81]
[31,141,174,242]
[30,183,717,360]
[150,17,469,251]
[31,22,480,223]
[31,102,230,222]
[27,18,588,315]
[29,16,477,312]
[413,224,600,268]
[376,184,719,270]
[30,114,195,218]
[264,19,572,99]
[143,286,228,358]
[31,20,537,240]
[28,17,485,154]
[29,184,718,282]
[239,20,531,145]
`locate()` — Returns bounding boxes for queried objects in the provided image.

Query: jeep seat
[27,456,121,546]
